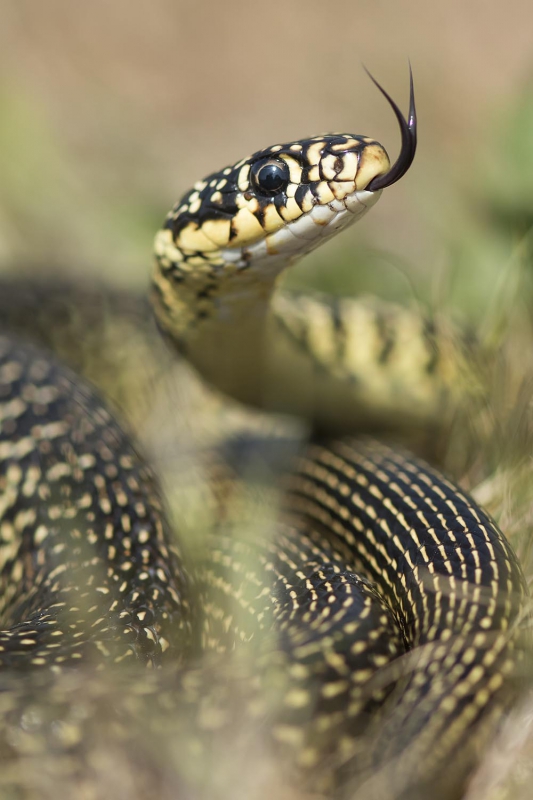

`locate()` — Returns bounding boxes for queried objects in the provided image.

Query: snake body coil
[0,72,527,799]
[0,335,191,667]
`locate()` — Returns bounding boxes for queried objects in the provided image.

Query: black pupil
[254,160,289,195]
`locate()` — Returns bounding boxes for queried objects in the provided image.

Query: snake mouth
[240,186,380,265]
[364,65,417,192]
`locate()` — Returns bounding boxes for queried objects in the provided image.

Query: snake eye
[251,159,290,196]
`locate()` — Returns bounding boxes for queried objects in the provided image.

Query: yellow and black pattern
[284,440,525,768]
[0,419,524,794]
[152,134,388,341]
[0,335,192,668]
[150,130,472,433]
[156,135,387,271]
[271,292,473,423]
[286,438,523,639]
[0,73,528,800]
[185,435,526,788]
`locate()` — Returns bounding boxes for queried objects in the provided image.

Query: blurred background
[1,0,533,324]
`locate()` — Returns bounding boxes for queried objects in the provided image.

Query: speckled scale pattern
[284,438,524,644]
[0,329,527,794]
[0,335,193,668]
[0,106,528,795]
[268,564,405,765]
[280,437,527,779]
[188,432,527,778]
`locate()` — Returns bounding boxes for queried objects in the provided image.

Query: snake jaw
[252,188,381,261]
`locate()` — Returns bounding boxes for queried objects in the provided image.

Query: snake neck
[151,250,295,405]
[152,248,471,434]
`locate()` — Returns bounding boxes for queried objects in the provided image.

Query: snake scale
[0,70,528,800]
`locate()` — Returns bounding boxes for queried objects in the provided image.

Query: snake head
[154,69,416,279]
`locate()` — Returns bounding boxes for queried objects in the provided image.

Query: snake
[0,69,528,800]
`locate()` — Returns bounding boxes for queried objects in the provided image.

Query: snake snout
[354,142,391,193]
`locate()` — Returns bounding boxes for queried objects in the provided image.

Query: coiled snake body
[0,73,527,799]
